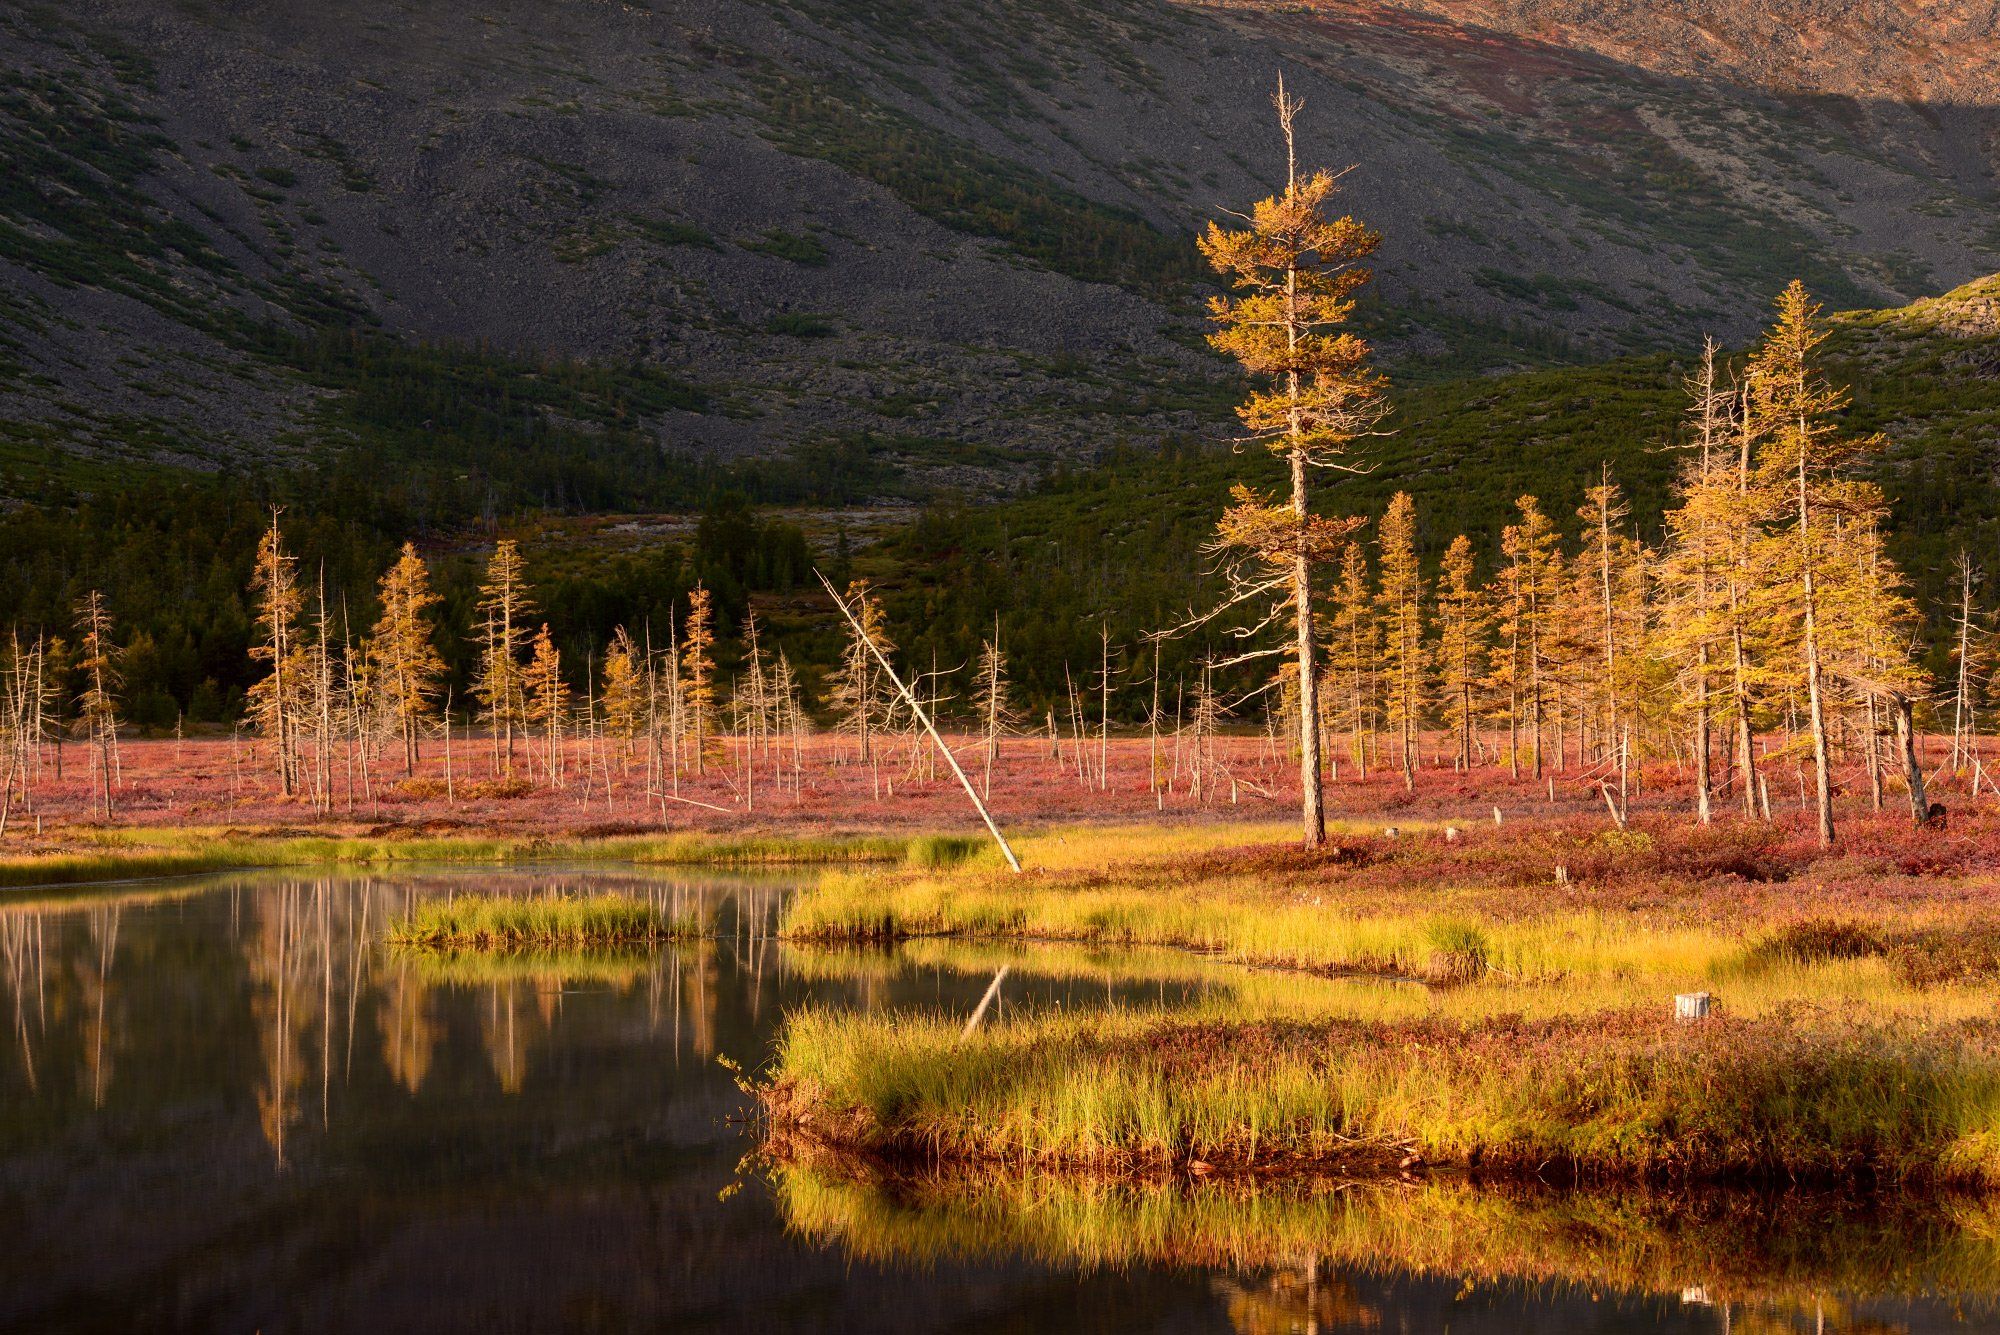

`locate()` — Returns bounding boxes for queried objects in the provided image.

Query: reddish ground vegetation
[5,729,1994,859]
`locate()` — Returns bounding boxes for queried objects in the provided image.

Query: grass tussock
[766,1004,2000,1187]
[384,893,698,949]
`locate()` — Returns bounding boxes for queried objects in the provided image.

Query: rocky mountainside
[2,0,1995,499]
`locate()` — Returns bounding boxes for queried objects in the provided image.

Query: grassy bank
[766,1004,2000,1185]
[766,816,2000,1187]
[0,827,983,891]
[780,816,2000,985]
[384,893,698,949]
[774,1164,2000,1306]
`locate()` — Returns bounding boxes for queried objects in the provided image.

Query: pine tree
[1376,491,1424,790]
[1434,534,1486,772]
[248,510,306,796]
[472,539,534,774]
[1195,78,1389,847]
[369,542,446,775]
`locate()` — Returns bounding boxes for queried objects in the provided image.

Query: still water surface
[0,869,1993,1332]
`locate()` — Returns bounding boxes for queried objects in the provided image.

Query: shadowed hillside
[2,0,1996,497]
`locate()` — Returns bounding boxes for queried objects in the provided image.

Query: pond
[0,868,1994,1333]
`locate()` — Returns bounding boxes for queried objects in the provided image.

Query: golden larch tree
[369,541,446,775]
[472,539,534,773]
[1747,280,1877,846]
[73,590,120,819]
[1433,534,1487,772]
[248,510,306,796]
[1376,491,1424,790]
[682,583,717,774]
[524,623,567,785]
[601,626,644,751]
[1194,77,1388,847]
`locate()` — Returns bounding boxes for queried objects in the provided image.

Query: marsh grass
[384,893,699,949]
[0,827,962,893]
[768,1002,2000,1185]
[773,1163,2000,1307]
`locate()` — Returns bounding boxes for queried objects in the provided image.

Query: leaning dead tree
[816,571,1020,873]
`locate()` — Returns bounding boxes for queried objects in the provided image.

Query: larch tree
[1328,540,1376,778]
[369,542,445,775]
[73,590,120,819]
[1747,281,1878,846]
[1499,496,1559,779]
[1376,491,1424,790]
[1434,534,1486,772]
[602,627,645,753]
[472,539,533,773]
[1577,469,1638,807]
[248,510,306,796]
[970,620,1021,799]
[1948,551,1987,773]
[682,583,717,775]
[828,578,892,765]
[1658,339,1736,823]
[1193,76,1389,848]
[524,624,567,785]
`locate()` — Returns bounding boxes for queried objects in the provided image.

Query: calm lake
[0,868,1994,1333]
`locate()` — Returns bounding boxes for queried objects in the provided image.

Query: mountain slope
[1,0,1996,498]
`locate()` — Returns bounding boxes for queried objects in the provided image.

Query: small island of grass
[384,892,700,950]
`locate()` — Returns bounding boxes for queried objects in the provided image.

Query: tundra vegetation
[7,78,2000,1320]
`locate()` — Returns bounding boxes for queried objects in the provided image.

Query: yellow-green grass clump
[385,893,699,950]
[766,1003,2000,1186]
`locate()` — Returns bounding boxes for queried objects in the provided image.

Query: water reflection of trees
[0,871,790,1164]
